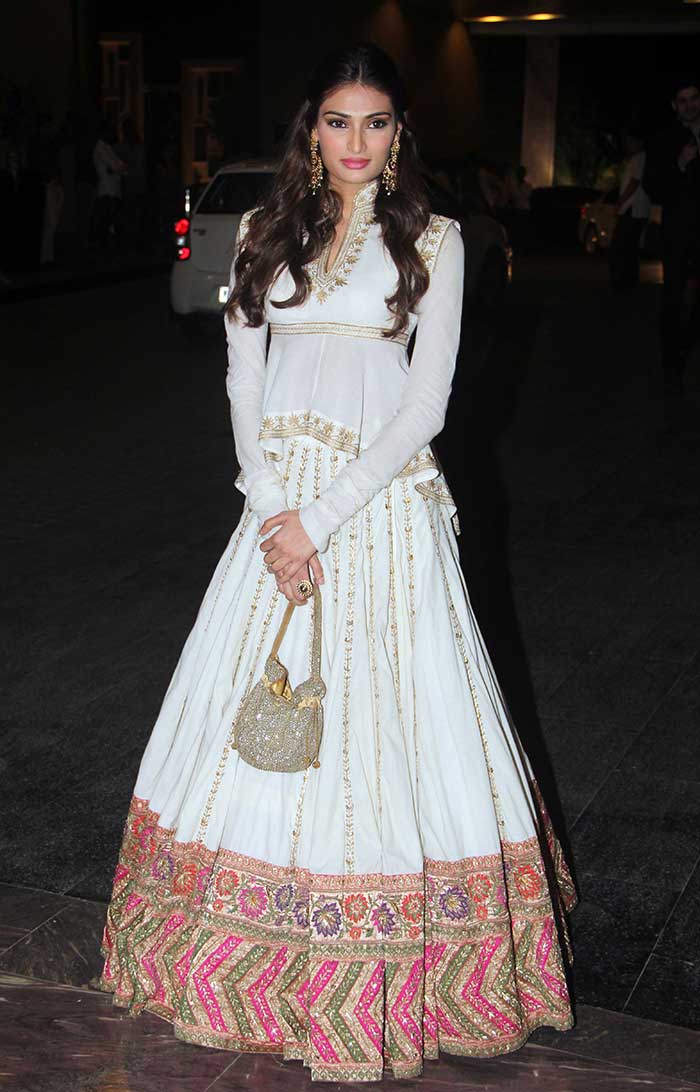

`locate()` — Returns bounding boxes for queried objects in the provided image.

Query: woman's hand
[259,510,324,587]
[275,557,325,604]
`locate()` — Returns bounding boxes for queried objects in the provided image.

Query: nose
[347,123,366,156]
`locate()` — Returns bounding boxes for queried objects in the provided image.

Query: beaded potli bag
[232,581,326,772]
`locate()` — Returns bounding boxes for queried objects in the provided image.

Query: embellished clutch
[232,581,326,773]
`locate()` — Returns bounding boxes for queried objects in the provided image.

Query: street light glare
[469,12,564,22]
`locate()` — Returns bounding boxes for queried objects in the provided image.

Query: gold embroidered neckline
[310,178,379,303]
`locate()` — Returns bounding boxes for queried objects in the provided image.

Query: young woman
[99,43,576,1082]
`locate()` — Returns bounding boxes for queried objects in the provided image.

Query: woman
[99,43,576,1082]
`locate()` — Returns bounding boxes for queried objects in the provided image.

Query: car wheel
[475,247,508,313]
[583,224,599,256]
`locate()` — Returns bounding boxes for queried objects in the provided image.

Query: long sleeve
[643,134,677,206]
[224,213,288,526]
[298,220,464,555]
[644,128,700,207]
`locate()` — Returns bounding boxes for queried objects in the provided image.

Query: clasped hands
[259,509,325,605]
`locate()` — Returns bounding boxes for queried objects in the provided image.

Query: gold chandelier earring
[309,129,324,195]
[383,128,401,195]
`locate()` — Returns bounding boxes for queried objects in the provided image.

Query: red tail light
[174,217,191,261]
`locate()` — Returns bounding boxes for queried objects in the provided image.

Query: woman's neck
[328,176,379,220]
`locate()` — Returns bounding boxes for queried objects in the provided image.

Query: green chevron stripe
[324,961,366,1061]
[384,961,408,1061]
[221,943,268,1038]
[161,924,198,1024]
[277,951,309,1041]
[436,943,488,1040]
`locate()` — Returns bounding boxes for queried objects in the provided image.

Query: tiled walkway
[2,252,699,1087]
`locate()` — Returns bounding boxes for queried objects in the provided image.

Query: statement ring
[296,579,312,598]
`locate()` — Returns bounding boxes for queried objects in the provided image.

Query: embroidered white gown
[99,177,577,1082]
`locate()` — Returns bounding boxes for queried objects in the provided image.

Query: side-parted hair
[225,42,432,339]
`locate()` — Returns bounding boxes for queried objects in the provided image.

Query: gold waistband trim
[269,322,409,346]
[257,410,452,493]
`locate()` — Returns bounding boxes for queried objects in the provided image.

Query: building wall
[258,0,483,162]
[471,35,526,167]
[4,2,76,119]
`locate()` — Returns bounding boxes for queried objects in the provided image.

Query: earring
[383,129,401,195]
[309,130,324,195]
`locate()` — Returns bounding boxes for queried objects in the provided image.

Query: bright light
[468,12,563,22]
[174,218,190,236]
[177,247,191,261]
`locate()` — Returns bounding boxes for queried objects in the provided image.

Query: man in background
[644,77,700,395]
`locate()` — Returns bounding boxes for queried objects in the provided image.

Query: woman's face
[313,82,400,193]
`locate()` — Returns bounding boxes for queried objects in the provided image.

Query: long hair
[225,43,432,338]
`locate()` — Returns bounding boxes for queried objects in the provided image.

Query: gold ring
[296,579,312,598]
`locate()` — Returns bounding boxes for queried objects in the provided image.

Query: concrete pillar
[520,35,559,188]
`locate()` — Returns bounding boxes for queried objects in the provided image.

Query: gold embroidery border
[308,181,378,303]
[270,321,409,346]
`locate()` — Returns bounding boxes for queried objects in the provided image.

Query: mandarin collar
[351,177,380,210]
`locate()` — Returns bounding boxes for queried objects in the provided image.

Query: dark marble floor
[2,880,699,1089]
[2,254,700,1083]
[2,967,700,1091]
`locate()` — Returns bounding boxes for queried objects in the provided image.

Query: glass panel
[118,43,130,61]
[208,71,221,98]
[196,172,274,215]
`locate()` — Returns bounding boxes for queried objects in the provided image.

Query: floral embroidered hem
[99,795,576,1083]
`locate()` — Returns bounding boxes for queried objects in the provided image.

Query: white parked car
[170,160,276,318]
[170,158,512,320]
[579,188,661,256]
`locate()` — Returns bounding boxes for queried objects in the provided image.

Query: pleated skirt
[98,434,577,1082]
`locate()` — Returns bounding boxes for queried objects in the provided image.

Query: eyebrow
[322,110,392,118]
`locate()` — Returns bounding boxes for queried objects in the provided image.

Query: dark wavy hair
[225,42,432,338]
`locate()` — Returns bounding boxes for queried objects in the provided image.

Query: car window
[196,172,274,215]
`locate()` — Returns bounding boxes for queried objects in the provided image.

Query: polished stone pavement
[2,251,700,1086]
[2,879,700,1089]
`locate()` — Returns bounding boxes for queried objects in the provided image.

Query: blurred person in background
[644,76,700,394]
[608,130,650,293]
[478,159,508,212]
[505,164,532,212]
[92,121,126,248]
[503,163,534,253]
[40,165,64,267]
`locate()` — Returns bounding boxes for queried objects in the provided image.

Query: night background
[2,1,700,1090]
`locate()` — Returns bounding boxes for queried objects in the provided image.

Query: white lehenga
[99,179,576,1082]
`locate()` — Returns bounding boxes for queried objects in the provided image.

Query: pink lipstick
[341,158,371,169]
